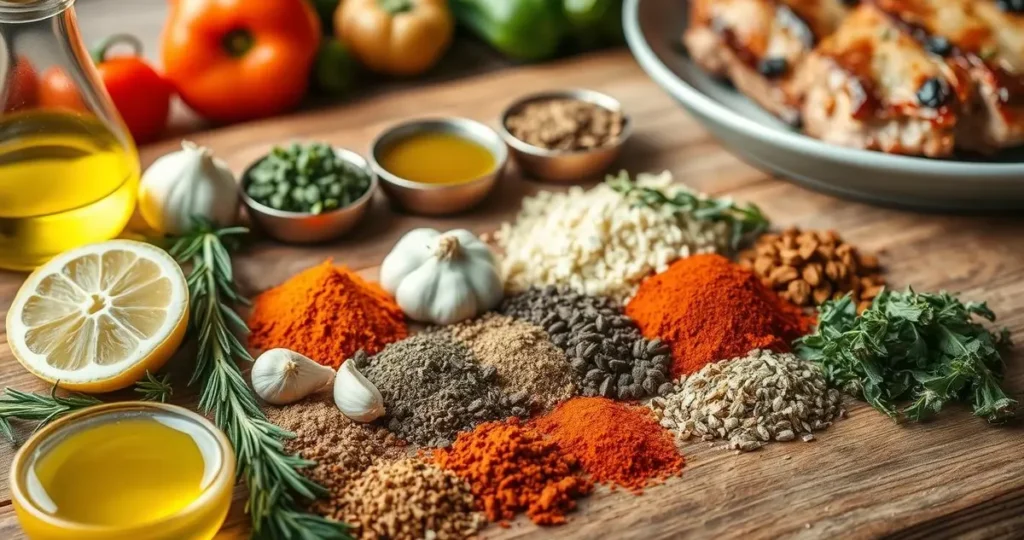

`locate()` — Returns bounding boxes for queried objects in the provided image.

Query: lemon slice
[6,240,189,393]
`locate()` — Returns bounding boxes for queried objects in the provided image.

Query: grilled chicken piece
[789,4,973,156]
[685,0,851,124]
[870,0,1024,152]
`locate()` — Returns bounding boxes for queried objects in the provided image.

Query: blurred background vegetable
[3,58,38,112]
[91,35,172,143]
[161,0,320,122]
[334,0,454,76]
[314,38,359,95]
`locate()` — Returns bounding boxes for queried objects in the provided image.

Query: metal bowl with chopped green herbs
[241,143,377,244]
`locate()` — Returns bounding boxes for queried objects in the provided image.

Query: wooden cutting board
[1,50,1022,539]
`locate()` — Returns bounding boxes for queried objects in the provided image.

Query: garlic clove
[334,358,386,423]
[251,348,336,405]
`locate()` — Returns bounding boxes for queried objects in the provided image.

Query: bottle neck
[0,0,74,23]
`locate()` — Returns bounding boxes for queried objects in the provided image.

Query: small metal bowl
[240,147,377,244]
[498,88,632,183]
[370,117,507,216]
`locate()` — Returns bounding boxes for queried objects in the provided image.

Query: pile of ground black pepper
[353,333,530,447]
[443,313,577,411]
[500,285,674,399]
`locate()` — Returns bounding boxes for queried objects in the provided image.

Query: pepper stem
[90,34,144,64]
[435,235,461,261]
[377,0,413,14]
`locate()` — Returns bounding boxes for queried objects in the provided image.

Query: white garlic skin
[251,348,336,405]
[334,359,385,423]
[138,140,239,235]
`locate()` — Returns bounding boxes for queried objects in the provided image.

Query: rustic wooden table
[1,39,1023,539]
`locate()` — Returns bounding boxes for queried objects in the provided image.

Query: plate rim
[622,0,1024,178]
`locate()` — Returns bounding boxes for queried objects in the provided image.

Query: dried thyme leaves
[652,349,844,452]
[796,289,1017,423]
[500,286,673,400]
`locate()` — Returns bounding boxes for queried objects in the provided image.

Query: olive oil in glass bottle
[0,0,139,270]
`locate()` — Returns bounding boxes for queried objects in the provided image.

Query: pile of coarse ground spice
[339,458,485,540]
[495,171,729,303]
[627,254,813,378]
[248,260,407,368]
[354,333,530,447]
[263,395,407,516]
[651,349,845,452]
[433,418,594,526]
[443,313,577,411]
[500,286,673,400]
[532,397,684,493]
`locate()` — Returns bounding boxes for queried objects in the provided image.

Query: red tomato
[3,57,38,112]
[39,67,87,112]
[94,35,172,144]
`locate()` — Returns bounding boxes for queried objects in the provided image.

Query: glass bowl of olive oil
[10,402,235,540]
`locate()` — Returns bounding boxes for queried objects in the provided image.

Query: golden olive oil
[29,417,212,527]
[380,132,495,185]
[0,111,139,270]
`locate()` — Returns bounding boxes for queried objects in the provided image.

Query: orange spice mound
[531,397,684,494]
[433,418,593,526]
[248,260,407,368]
[626,253,813,377]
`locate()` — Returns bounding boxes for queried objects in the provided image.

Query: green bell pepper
[453,0,624,62]
[314,38,358,96]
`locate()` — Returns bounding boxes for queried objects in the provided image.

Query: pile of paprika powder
[532,397,684,493]
[626,253,813,378]
[248,260,407,368]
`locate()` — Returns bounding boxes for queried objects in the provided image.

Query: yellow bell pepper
[334,0,454,76]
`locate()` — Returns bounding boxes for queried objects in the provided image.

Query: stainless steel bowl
[498,88,632,183]
[370,117,507,215]
[240,148,377,244]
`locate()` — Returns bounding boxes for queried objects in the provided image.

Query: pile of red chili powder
[626,253,813,377]
[532,397,684,493]
[433,418,593,526]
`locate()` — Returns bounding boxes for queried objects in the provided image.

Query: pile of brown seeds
[504,98,625,151]
[443,313,577,411]
[500,286,673,400]
[339,458,485,540]
[651,349,845,452]
[264,395,407,516]
[353,333,530,447]
[739,227,884,312]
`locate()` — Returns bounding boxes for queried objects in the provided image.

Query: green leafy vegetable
[795,289,1016,423]
[169,222,350,540]
[0,384,100,442]
[135,370,173,403]
[606,170,769,249]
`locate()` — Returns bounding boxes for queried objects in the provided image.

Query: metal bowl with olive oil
[241,147,377,244]
[370,118,507,215]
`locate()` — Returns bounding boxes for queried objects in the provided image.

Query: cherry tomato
[39,66,87,112]
[3,57,39,112]
[93,35,172,144]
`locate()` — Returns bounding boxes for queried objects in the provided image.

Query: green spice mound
[796,289,1017,422]
[353,334,530,447]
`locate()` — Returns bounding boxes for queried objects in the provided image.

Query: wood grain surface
[1,49,1023,539]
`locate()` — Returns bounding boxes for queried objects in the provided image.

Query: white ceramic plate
[623,0,1024,210]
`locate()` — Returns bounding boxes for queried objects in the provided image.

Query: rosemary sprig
[168,222,349,540]
[606,170,769,250]
[135,370,173,403]
[0,384,101,442]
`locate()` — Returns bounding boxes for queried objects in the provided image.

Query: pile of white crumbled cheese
[495,171,730,302]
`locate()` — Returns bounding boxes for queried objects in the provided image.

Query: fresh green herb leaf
[605,170,769,249]
[795,288,1017,423]
[169,220,350,540]
[134,371,173,403]
[0,384,101,442]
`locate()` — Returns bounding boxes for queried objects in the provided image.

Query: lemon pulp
[29,416,213,526]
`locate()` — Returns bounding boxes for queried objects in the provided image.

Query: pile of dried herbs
[796,289,1017,423]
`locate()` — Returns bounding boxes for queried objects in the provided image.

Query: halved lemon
[6,240,189,393]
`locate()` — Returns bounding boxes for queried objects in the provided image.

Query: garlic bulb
[251,348,336,405]
[138,140,239,235]
[334,358,385,423]
[380,228,503,325]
